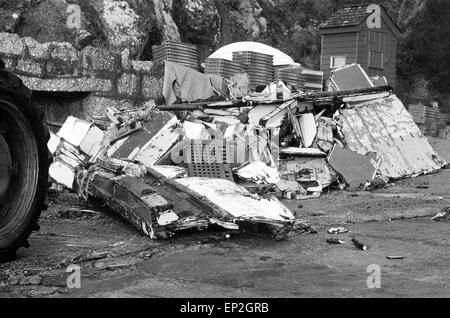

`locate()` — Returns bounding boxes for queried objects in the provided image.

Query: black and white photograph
[0,0,449,302]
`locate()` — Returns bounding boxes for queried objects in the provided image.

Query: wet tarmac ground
[1,170,449,298]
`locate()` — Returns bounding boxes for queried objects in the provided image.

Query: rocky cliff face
[1,0,428,60]
[0,0,332,66]
[1,0,433,105]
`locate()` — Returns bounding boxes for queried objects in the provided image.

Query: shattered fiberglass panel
[176,178,295,224]
[337,95,446,179]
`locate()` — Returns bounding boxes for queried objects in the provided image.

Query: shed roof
[319,5,371,29]
[319,4,402,38]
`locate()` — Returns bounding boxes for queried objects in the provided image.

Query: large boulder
[0,8,21,33]
[93,0,147,55]
[13,0,100,49]
[151,0,181,42]
[173,0,221,47]
[216,0,267,43]
[7,0,156,56]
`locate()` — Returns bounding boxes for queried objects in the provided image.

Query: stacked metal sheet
[408,104,446,137]
[205,58,245,78]
[232,51,274,88]
[152,41,199,70]
[275,66,305,90]
[302,68,324,92]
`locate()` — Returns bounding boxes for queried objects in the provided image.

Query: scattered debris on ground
[431,207,450,221]
[386,256,407,260]
[327,227,349,235]
[326,238,346,245]
[351,237,368,251]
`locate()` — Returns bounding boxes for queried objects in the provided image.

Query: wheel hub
[0,133,12,201]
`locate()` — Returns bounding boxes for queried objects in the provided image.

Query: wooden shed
[319,4,401,87]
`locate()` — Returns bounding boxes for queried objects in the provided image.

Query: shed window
[369,50,384,69]
[330,56,347,69]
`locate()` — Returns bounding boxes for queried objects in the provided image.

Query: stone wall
[0,32,164,121]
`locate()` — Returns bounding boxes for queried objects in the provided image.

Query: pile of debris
[48,100,296,240]
[48,61,446,240]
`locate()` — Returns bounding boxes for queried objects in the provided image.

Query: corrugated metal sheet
[338,95,446,179]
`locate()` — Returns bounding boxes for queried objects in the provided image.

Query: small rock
[93,257,139,271]
[75,29,94,49]
[19,275,43,286]
[132,60,154,73]
[8,275,21,285]
[42,275,68,288]
[0,33,25,56]
[16,59,45,76]
[117,73,139,97]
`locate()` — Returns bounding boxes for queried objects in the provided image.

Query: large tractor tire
[0,67,51,261]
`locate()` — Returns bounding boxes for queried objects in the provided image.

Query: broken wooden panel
[202,109,235,117]
[316,117,334,153]
[343,92,390,103]
[248,105,278,126]
[212,116,241,126]
[111,111,177,159]
[279,157,334,189]
[327,144,377,190]
[133,116,183,166]
[266,109,288,129]
[338,95,446,179]
[176,177,295,227]
[288,107,303,144]
[259,100,296,127]
[58,141,89,168]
